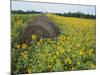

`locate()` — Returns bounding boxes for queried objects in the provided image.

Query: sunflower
[28,68,32,74]
[68,59,72,65]
[22,43,27,49]
[32,34,37,40]
[80,49,84,56]
[16,44,20,49]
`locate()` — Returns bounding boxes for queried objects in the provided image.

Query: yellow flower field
[11,14,96,74]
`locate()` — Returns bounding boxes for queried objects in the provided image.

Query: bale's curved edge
[21,15,60,46]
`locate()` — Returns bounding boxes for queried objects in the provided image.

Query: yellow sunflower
[22,43,27,49]
[32,34,37,40]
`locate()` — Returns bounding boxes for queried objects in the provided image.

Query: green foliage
[11,14,96,74]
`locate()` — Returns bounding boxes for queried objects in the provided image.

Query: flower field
[11,14,96,74]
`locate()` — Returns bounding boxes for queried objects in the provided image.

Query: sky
[12,1,96,15]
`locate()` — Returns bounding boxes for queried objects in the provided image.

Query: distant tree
[55,11,95,19]
[11,10,96,19]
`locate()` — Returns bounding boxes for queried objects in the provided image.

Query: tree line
[12,10,42,14]
[12,10,96,19]
[55,12,95,19]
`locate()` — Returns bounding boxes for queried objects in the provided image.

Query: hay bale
[21,15,60,46]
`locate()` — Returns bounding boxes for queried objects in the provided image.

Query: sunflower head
[16,44,20,49]
[22,43,27,49]
[32,34,37,40]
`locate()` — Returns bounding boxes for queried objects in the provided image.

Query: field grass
[11,13,96,74]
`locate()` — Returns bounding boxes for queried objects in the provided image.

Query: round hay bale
[21,15,60,46]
